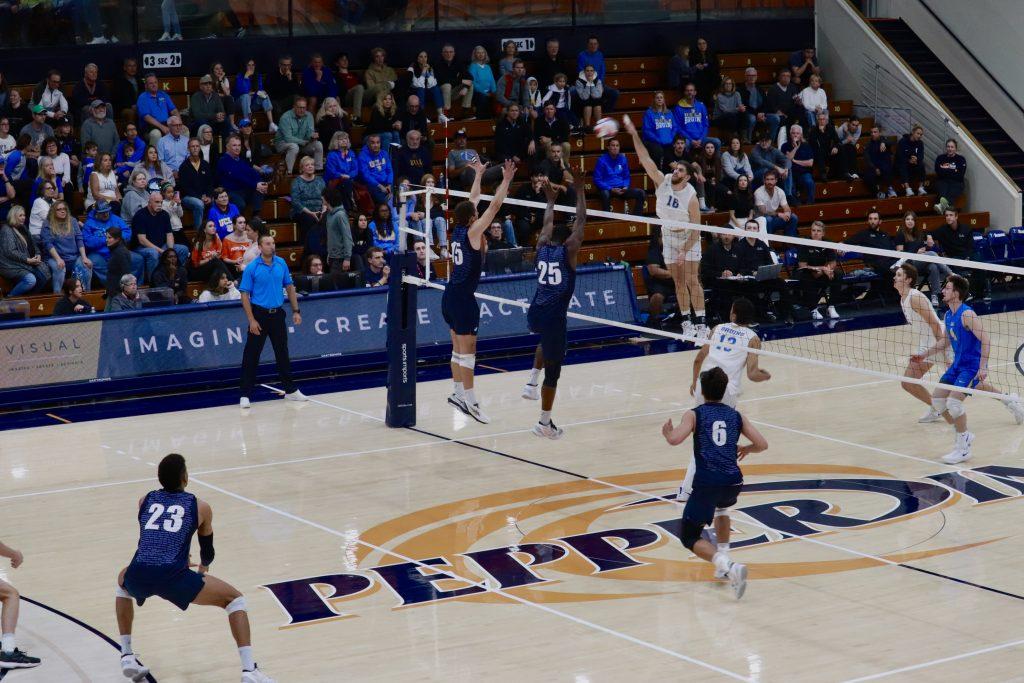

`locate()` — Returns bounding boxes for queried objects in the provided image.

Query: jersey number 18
[537,261,563,285]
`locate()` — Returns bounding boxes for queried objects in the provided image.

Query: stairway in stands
[870,18,1024,192]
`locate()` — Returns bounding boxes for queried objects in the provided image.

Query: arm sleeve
[198,533,214,566]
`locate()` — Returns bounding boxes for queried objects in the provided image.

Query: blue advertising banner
[1,266,637,393]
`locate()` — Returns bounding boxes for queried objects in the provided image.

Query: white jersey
[655,177,700,262]
[901,288,951,362]
[703,323,760,393]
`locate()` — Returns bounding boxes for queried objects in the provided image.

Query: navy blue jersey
[530,243,576,313]
[691,403,743,486]
[448,224,482,293]
[130,489,199,572]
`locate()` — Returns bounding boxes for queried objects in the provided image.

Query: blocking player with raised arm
[912,275,1024,464]
[0,540,41,670]
[522,175,587,439]
[115,454,274,683]
[442,158,517,424]
[663,367,768,599]
[623,114,708,338]
[677,297,770,509]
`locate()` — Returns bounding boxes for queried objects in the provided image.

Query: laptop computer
[754,264,783,281]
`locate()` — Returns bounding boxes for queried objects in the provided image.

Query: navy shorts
[528,307,568,364]
[442,290,480,335]
[682,484,743,527]
[123,564,205,611]
[940,363,981,390]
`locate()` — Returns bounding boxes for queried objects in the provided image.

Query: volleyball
[594,117,619,139]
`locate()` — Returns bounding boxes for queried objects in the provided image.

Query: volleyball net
[384,183,1024,426]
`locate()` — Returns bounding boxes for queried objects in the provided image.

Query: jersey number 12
[537,261,562,285]
[144,503,186,533]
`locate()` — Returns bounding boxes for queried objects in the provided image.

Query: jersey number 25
[537,261,562,285]
[144,503,186,533]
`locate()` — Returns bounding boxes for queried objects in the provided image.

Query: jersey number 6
[712,420,728,447]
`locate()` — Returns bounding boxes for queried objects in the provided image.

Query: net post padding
[385,250,419,428]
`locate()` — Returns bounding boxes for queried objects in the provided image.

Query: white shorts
[662,227,702,264]
[694,382,740,408]
[916,342,954,365]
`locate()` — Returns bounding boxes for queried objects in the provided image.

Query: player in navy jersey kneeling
[662,367,768,599]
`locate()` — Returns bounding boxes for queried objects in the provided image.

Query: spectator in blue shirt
[137,74,179,148]
[216,134,268,217]
[235,58,278,133]
[301,54,338,116]
[369,202,399,254]
[157,116,189,172]
[642,91,678,169]
[780,125,815,206]
[673,83,720,153]
[324,131,358,210]
[208,187,241,239]
[593,139,644,214]
[238,233,306,408]
[81,200,144,285]
[358,134,394,206]
[577,36,619,112]
[467,46,496,119]
[362,246,390,286]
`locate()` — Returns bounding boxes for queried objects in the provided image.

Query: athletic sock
[465,388,477,406]
[453,381,464,397]
[528,368,541,385]
[2,633,15,653]
[119,634,132,656]
[540,410,551,425]
[717,543,730,553]
[711,551,731,575]
[239,646,255,671]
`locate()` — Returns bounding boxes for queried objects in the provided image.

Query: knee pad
[450,352,463,366]
[542,363,561,389]
[115,584,131,599]
[458,354,475,370]
[931,397,947,414]
[225,596,247,614]
[680,519,704,550]
[946,397,966,419]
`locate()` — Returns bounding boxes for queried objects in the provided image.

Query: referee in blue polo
[238,233,308,408]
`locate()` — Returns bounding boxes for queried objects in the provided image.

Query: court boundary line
[842,636,1024,682]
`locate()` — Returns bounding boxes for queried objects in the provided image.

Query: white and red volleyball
[594,117,619,140]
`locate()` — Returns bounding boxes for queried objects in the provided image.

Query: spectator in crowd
[32,156,63,205]
[190,219,230,284]
[71,63,111,122]
[351,212,373,267]
[160,181,184,236]
[712,77,745,142]
[534,103,571,162]
[727,174,755,229]
[930,206,986,297]
[133,144,174,186]
[796,220,841,319]
[763,68,800,146]
[208,62,237,132]
[409,51,447,121]
[316,97,350,147]
[86,152,120,213]
[781,124,815,205]
[235,58,277,133]
[291,155,328,258]
[96,222,134,305]
[112,58,144,125]
[323,186,357,278]
[895,210,950,306]
[738,67,765,144]
[363,245,389,286]
[195,124,219,167]
[157,116,189,172]
[574,64,605,131]
[369,202,399,254]
[116,122,144,167]
[137,73,179,148]
[498,40,519,77]
[197,270,240,302]
[642,91,677,169]
[220,215,252,278]
[798,74,828,129]
[934,138,966,214]
[435,44,470,117]
[237,119,268,170]
[80,99,119,156]
[445,131,492,189]
[865,125,896,199]
[843,209,898,302]
[42,199,91,292]
[484,220,513,251]
[0,159,15,222]
[667,44,692,96]
[41,137,72,195]
[660,135,690,173]
[150,248,188,303]
[31,70,68,123]
[1,92,30,135]
[494,103,533,163]
[836,115,861,180]
[53,118,80,177]
[107,273,143,311]
[178,138,214,228]
[0,205,49,296]
[754,169,798,236]
[896,123,927,197]
[83,200,142,286]
[643,227,675,328]
[735,218,794,323]
[526,79,542,122]
[511,170,547,246]
[536,144,576,205]
[53,276,96,315]
[294,253,337,294]
[133,191,189,276]
[364,47,398,109]
[496,60,529,118]
[325,131,358,206]
[208,187,241,238]
[358,133,394,205]
[219,134,269,216]
[392,129,432,187]
[789,47,821,86]
[398,95,429,145]
[367,92,402,148]
[267,55,301,119]
[302,53,338,117]
[5,135,37,206]
[29,180,58,237]
[21,105,54,148]
[536,38,568,92]
[689,37,719,107]
[693,140,727,212]
[721,136,753,190]
[467,46,496,120]
[420,174,449,256]
[808,111,843,180]
[699,231,742,324]
[593,138,644,214]
[412,239,430,278]
[190,76,227,140]
[541,72,578,131]
[673,82,720,153]
[334,53,365,124]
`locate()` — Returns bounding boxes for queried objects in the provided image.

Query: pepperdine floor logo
[262,463,1022,627]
